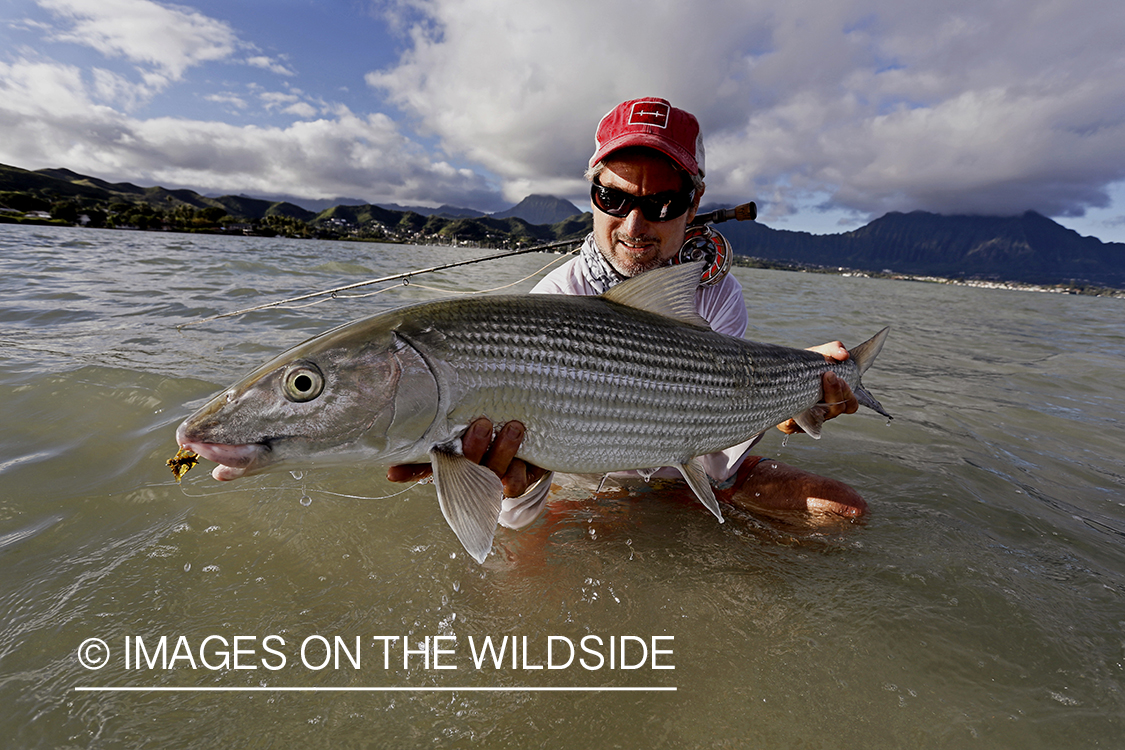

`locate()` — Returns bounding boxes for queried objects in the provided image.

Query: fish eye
[282,362,325,402]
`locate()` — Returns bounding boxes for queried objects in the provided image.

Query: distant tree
[198,206,228,224]
[83,208,107,228]
[50,200,79,223]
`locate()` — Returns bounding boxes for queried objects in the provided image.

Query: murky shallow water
[2,224,1123,748]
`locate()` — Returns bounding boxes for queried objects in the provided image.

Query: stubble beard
[602,232,668,278]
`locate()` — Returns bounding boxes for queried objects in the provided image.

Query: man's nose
[621,206,651,234]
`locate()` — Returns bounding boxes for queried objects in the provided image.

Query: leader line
[75,686,676,693]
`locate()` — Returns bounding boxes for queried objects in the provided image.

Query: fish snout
[177,420,267,482]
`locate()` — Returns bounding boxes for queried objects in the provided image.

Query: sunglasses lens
[591,182,694,222]
[592,184,631,216]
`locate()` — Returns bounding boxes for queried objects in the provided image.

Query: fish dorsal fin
[601,262,710,328]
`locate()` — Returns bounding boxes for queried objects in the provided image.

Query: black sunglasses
[591,180,696,223]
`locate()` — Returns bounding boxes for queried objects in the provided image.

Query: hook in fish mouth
[176,423,272,481]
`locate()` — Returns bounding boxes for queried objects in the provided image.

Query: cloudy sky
[2,0,1124,241]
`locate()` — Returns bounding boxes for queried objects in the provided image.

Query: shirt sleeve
[695,274,748,338]
[531,258,597,295]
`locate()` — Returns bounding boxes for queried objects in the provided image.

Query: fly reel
[673,225,732,287]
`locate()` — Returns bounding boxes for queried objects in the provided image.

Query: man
[389,97,867,520]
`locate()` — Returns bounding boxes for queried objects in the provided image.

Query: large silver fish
[176,263,890,562]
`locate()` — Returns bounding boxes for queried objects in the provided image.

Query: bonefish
[176,262,890,562]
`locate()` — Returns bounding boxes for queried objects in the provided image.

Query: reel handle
[690,201,757,226]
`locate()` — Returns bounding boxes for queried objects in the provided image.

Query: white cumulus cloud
[0,56,497,206]
[367,0,1125,220]
[37,0,239,85]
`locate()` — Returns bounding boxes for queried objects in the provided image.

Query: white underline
[75,686,675,693]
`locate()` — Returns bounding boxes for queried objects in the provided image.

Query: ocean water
[2,223,1123,748]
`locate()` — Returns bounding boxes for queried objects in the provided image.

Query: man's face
[591,152,703,277]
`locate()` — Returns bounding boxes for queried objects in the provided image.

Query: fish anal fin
[429,445,504,563]
[601,262,711,329]
[792,405,826,439]
[677,458,724,523]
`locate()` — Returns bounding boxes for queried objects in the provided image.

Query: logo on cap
[628,101,670,129]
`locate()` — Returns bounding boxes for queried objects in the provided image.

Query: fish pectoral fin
[498,471,555,530]
[429,446,505,564]
[791,405,827,439]
[677,458,724,523]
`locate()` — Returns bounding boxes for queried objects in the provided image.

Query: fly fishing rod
[178,238,582,328]
[691,201,757,226]
[178,201,757,327]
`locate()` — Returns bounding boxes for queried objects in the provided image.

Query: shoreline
[4,218,1122,298]
[731,255,1125,299]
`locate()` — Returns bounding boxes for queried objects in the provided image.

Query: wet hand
[386,417,547,497]
[776,342,859,435]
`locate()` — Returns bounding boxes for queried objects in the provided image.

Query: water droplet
[290,470,304,480]
[184,563,191,572]
[300,493,312,507]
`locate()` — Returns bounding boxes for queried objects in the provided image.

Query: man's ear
[686,184,705,224]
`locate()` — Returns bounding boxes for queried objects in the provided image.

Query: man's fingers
[387,418,542,497]
[483,421,524,477]
[776,418,801,435]
[808,340,849,362]
[822,372,859,417]
[501,458,549,498]
[387,463,433,483]
[776,371,859,434]
[460,417,496,463]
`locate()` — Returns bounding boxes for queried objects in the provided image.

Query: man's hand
[386,417,547,497]
[777,341,860,435]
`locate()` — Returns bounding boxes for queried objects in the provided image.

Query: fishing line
[177,238,582,328]
[173,478,428,502]
[197,253,575,321]
[391,253,574,297]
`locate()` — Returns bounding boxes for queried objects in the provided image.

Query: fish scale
[396,293,854,472]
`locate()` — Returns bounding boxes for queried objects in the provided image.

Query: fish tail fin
[850,327,892,420]
[850,327,889,376]
[855,384,892,420]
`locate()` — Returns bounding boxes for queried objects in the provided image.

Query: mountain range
[715,209,1125,288]
[2,162,1122,289]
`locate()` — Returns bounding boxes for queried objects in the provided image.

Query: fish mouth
[176,424,270,482]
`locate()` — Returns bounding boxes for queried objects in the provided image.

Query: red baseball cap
[590,97,705,177]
